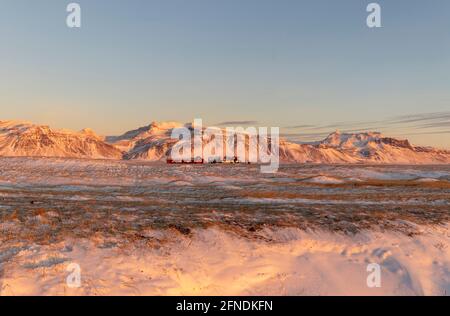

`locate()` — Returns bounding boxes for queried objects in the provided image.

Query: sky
[0,0,449,148]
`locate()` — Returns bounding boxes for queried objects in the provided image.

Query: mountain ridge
[0,120,122,159]
[0,120,449,164]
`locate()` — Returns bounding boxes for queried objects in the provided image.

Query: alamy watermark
[169,119,280,173]
[66,3,382,29]
[66,3,81,28]
[66,263,82,288]
[367,3,382,28]
[366,263,381,288]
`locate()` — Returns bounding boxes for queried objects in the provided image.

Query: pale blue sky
[1,0,449,147]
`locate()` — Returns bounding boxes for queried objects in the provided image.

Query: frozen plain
[0,158,448,295]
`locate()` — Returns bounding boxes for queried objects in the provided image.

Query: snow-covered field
[0,158,449,296]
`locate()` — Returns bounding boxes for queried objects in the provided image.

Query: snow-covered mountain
[279,131,450,164]
[0,120,122,159]
[1,119,449,164]
[105,122,450,164]
[105,121,183,160]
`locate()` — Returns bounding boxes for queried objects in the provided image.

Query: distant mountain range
[1,120,449,164]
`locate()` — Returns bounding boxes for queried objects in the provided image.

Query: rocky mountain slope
[278,131,450,164]
[1,120,449,164]
[0,121,122,159]
[106,122,450,164]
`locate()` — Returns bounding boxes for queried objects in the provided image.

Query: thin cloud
[216,120,259,126]
[280,132,330,139]
[387,111,450,125]
[278,111,450,148]
[407,130,450,135]
[283,111,450,138]
[413,121,450,129]
[284,120,381,132]
[284,124,316,129]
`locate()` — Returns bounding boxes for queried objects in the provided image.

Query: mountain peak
[321,131,384,149]
[0,120,34,129]
[80,128,101,139]
[148,121,183,130]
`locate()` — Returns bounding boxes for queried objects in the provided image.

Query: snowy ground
[0,158,449,295]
